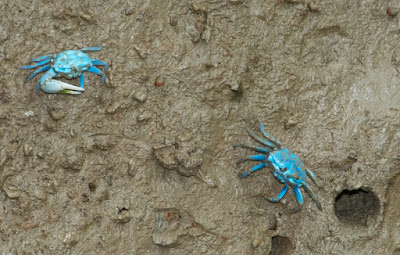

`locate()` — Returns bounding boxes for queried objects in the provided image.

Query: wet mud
[0,0,399,254]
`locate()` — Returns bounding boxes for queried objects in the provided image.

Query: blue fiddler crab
[235,121,323,212]
[19,47,108,94]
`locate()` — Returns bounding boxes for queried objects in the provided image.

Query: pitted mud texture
[1,0,400,254]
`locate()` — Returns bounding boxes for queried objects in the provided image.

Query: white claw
[41,79,84,94]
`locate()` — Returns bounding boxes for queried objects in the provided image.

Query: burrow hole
[334,188,379,227]
[270,236,291,255]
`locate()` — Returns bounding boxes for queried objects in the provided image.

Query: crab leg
[24,65,51,82]
[290,186,304,213]
[93,59,109,71]
[306,168,324,188]
[80,74,85,88]
[87,66,106,83]
[238,163,268,178]
[258,120,282,147]
[265,184,289,202]
[32,54,53,62]
[246,128,277,149]
[234,143,270,154]
[38,68,84,94]
[19,59,50,70]
[236,154,267,164]
[80,46,102,52]
[303,183,322,210]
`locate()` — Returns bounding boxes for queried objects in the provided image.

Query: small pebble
[61,146,85,171]
[203,176,217,188]
[154,75,165,87]
[44,120,57,132]
[24,111,34,117]
[3,185,22,198]
[107,101,123,114]
[387,6,399,17]
[133,45,149,59]
[169,16,178,26]
[62,232,80,246]
[251,238,261,248]
[85,135,117,151]
[125,7,134,15]
[137,111,152,122]
[284,116,298,129]
[23,144,33,156]
[50,109,66,121]
[113,209,132,224]
[79,11,93,22]
[104,175,113,186]
[348,152,357,160]
[132,89,148,103]
[106,66,116,88]
[225,78,239,91]
[127,159,137,177]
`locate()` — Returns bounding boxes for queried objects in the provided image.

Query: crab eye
[72,67,77,72]
[87,64,90,68]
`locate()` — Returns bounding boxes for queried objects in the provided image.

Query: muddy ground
[0,0,399,254]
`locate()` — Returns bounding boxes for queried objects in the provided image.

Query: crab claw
[40,79,85,94]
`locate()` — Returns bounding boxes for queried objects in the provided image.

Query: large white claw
[41,79,85,94]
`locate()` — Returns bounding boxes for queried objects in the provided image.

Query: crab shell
[53,50,93,79]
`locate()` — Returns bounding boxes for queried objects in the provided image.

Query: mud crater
[270,236,292,255]
[334,188,380,227]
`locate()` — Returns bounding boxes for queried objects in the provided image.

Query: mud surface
[1,0,400,254]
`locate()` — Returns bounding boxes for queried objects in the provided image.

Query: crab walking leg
[24,65,51,82]
[80,46,102,52]
[265,184,289,202]
[246,128,277,149]
[234,143,270,154]
[290,186,304,213]
[239,163,268,178]
[19,59,51,70]
[236,154,267,164]
[306,168,324,188]
[303,183,322,210]
[80,74,85,88]
[92,59,109,72]
[258,120,282,147]
[32,54,53,62]
[87,66,106,83]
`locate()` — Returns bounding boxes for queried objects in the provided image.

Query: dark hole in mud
[270,236,291,255]
[334,188,379,226]
[118,207,128,214]
[82,194,89,203]
[231,86,243,101]
[88,182,97,192]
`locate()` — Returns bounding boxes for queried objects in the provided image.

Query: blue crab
[19,47,108,94]
[235,121,323,212]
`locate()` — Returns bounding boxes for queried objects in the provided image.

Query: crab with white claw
[19,47,108,94]
[235,120,324,212]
